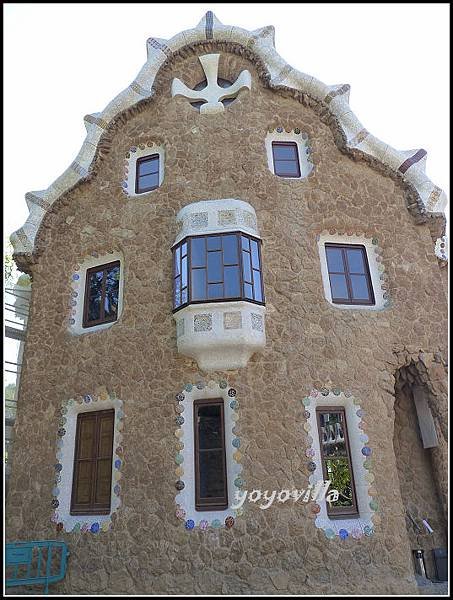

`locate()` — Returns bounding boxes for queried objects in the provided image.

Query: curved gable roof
[11,11,447,266]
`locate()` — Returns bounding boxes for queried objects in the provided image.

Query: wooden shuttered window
[70,409,115,515]
[194,399,228,511]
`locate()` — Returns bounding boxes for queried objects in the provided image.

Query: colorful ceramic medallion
[225,516,234,529]
[361,446,372,457]
[219,380,228,389]
[90,523,100,533]
[176,393,185,402]
[211,519,222,528]
[339,529,349,540]
[175,480,185,491]
[325,528,336,540]
[176,507,186,520]
[185,519,195,530]
[228,388,237,397]
[184,384,193,392]
[199,519,209,530]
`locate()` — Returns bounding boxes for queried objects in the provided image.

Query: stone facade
[7,13,448,595]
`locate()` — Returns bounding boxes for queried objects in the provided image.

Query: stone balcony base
[173,301,266,371]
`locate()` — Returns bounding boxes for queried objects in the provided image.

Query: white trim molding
[317,231,389,311]
[174,380,243,530]
[68,251,124,335]
[265,128,314,179]
[122,142,165,198]
[51,389,124,534]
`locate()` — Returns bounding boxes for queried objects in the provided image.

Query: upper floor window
[135,154,160,194]
[325,244,375,305]
[316,407,358,518]
[70,409,114,515]
[194,398,228,511]
[272,142,301,178]
[83,261,120,328]
[172,232,265,311]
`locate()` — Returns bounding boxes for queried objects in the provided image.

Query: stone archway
[393,359,447,582]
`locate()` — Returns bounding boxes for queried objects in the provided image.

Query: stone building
[7,12,448,595]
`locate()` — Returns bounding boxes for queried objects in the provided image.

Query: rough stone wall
[393,381,447,580]
[6,48,448,594]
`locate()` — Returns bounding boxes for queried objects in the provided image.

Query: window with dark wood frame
[82,261,121,328]
[272,141,301,177]
[70,409,115,515]
[316,407,359,518]
[325,243,375,305]
[135,154,160,194]
[194,398,228,511]
[172,232,265,311]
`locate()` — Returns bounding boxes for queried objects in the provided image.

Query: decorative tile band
[302,388,376,540]
[426,186,443,211]
[324,84,350,105]
[147,38,173,57]
[224,312,242,330]
[83,114,108,129]
[25,192,51,211]
[129,81,151,96]
[348,128,369,147]
[205,10,214,40]
[70,161,88,177]
[174,380,242,530]
[52,389,124,533]
[398,149,427,174]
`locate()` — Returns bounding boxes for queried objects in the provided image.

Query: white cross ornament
[171,54,251,114]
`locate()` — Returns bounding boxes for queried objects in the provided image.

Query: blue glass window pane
[253,270,262,302]
[329,274,349,299]
[191,238,206,267]
[207,236,221,251]
[181,287,188,304]
[208,283,223,299]
[138,157,159,176]
[272,144,298,160]
[223,235,238,265]
[274,160,299,176]
[242,251,252,282]
[174,247,181,276]
[104,266,120,319]
[137,172,159,191]
[181,256,188,288]
[88,271,103,321]
[346,248,366,274]
[244,282,253,300]
[181,242,187,258]
[207,252,222,282]
[241,236,250,251]
[250,240,260,270]
[326,247,345,273]
[350,274,370,300]
[191,269,206,300]
[174,276,181,307]
[224,266,240,297]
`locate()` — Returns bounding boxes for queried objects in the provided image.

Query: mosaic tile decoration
[223,311,242,330]
[11,11,446,263]
[174,379,242,530]
[194,313,212,332]
[123,141,164,198]
[301,388,376,541]
[51,389,124,534]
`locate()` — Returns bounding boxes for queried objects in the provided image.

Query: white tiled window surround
[123,143,165,197]
[317,232,387,310]
[265,128,313,179]
[68,251,125,335]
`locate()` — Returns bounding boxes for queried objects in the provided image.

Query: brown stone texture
[6,46,448,595]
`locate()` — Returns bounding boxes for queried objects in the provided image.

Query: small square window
[135,155,160,193]
[272,142,301,177]
[325,244,375,305]
[83,261,121,328]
